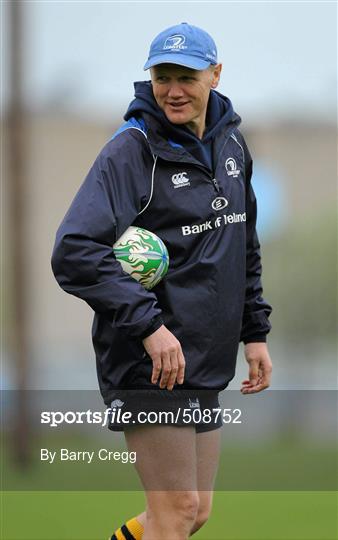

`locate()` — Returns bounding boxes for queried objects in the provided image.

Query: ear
[211,63,222,89]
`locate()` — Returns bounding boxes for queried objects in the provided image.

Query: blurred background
[1,1,337,539]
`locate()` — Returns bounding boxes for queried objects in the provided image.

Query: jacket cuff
[243,334,267,345]
[139,315,164,340]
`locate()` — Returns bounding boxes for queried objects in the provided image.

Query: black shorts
[107,389,222,433]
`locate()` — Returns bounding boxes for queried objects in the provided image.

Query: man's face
[150,63,222,134]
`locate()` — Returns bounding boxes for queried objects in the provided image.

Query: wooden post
[7,0,31,466]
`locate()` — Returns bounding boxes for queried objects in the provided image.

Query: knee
[148,491,199,529]
[175,491,200,524]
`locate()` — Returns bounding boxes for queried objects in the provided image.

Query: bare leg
[125,425,199,540]
[190,427,222,535]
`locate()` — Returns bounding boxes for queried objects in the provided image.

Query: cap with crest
[144,22,218,71]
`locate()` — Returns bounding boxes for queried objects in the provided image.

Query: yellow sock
[110,516,144,540]
[126,517,144,539]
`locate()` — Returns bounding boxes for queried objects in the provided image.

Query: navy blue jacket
[51,82,272,403]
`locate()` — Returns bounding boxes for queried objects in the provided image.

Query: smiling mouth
[167,102,189,109]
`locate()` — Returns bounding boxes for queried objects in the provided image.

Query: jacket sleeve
[239,136,272,343]
[51,131,163,338]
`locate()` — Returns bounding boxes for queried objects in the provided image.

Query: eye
[156,76,169,83]
[180,76,195,82]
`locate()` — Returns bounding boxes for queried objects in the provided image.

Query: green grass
[2,434,337,538]
[1,491,337,539]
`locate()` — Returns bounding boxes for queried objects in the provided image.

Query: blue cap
[144,22,218,71]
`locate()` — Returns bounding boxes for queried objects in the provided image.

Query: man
[52,22,272,540]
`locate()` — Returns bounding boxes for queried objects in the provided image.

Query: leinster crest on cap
[163,34,187,50]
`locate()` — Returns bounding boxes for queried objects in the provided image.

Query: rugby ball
[113,226,169,290]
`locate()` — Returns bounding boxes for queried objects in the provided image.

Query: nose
[167,82,184,99]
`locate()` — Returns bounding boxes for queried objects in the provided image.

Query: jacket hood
[124,81,241,167]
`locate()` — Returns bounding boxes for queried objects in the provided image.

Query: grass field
[2,432,337,538]
[1,490,337,539]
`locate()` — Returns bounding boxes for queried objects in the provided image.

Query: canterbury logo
[171,171,190,188]
[110,399,124,408]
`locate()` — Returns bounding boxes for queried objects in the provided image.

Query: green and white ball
[113,226,169,290]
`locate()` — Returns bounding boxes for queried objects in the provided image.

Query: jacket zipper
[209,128,237,194]
[211,177,220,192]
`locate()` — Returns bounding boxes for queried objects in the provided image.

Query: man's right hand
[142,325,185,391]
